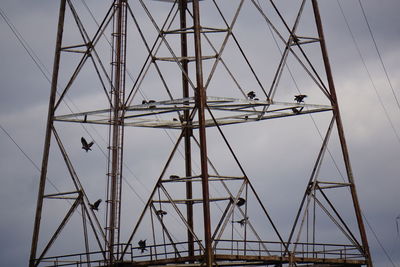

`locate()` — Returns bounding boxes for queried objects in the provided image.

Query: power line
[336,1,400,145]
[363,213,397,267]
[337,1,399,266]
[0,4,149,203]
[0,123,61,193]
[358,0,400,113]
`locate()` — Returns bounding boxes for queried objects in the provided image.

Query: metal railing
[37,240,364,266]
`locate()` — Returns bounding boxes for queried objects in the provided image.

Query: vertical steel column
[108,0,125,263]
[179,0,195,259]
[29,1,67,266]
[311,1,373,266]
[192,0,213,265]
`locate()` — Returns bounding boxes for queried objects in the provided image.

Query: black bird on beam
[233,217,248,227]
[138,239,147,253]
[291,107,304,114]
[236,197,246,207]
[294,94,307,103]
[156,209,167,217]
[247,91,256,100]
[81,137,94,152]
[89,199,102,211]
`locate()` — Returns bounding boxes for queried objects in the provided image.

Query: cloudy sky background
[0,0,399,266]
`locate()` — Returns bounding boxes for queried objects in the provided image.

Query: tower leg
[29,1,67,266]
[311,0,372,266]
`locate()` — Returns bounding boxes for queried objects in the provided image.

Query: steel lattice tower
[30,0,373,266]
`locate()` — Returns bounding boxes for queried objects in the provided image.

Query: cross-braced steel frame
[29,0,373,266]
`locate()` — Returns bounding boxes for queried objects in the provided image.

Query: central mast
[107,0,127,263]
[179,0,195,260]
[192,0,213,265]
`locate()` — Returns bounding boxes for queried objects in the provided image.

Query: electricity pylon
[29,0,373,266]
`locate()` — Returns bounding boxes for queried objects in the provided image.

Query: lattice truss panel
[30,0,371,266]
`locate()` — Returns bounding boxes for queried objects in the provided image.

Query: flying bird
[89,199,102,211]
[236,197,246,207]
[247,91,256,100]
[294,94,307,103]
[156,209,167,217]
[138,239,147,253]
[81,137,94,152]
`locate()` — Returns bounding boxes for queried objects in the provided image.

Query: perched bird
[81,137,94,152]
[233,217,248,227]
[247,91,256,100]
[156,209,167,217]
[294,94,307,103]
[148,100,156,108]
[142,100,148,105]
[138,239,147,253]
[291,107,304,114]
[89,199,102,211]
[169,175,180,180]
[173,118,178,121]
[236,197,246,207]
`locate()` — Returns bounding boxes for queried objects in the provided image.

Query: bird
[247,91,256,100]
[236,197,246,207]
[233,217,248,227]
[294,94,307,103]
[81,137,94,152]
[89,199,102,211]
[156,209,167,217]
[83,114,87,123]
[291,107,304,114]
[138,239,147,253]
[169,175,180,180]
[173,118,178,122]
[148,100,156,108]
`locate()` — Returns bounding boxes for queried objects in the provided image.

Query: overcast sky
[0,0,399,266]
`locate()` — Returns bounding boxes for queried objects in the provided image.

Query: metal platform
[54,96,332,129]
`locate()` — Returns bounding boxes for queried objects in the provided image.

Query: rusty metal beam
[311,1,372,266]
[179,0,195,259]
[29,1,67,266]
[192,0,213,265]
